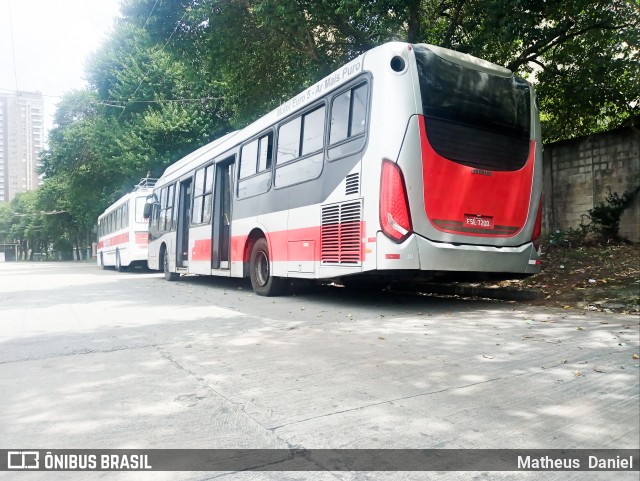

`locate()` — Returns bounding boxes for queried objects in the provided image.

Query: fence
[542,125,640,242]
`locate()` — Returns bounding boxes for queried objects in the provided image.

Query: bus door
[212,156,234,269]
[177,178,192,267]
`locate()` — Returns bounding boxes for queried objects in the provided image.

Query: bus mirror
[143,195,157,220]
[143,202,152,220]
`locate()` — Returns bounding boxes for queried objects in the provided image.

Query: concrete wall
[543,126,640,242]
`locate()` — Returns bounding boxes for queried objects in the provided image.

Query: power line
[7,0,20,90]
[142,0,161,30]
[0,88,61,99]
[117,0,198,122]
[92,96,224,109]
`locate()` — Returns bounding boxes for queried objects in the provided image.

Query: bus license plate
[464,214,493,229]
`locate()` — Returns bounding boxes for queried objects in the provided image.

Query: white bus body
[97,179,157,271]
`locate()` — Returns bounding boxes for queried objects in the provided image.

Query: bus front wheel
[163,248,179,281]
[249,238,286,296]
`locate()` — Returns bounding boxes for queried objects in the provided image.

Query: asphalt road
[0,262,638,481]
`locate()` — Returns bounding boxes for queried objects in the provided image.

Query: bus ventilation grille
[321,200,362,265]
[345,173,360,195]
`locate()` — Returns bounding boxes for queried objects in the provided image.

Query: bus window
[135,197,146,223]
[159,187,169,231]
[414,45,530,171]
[328,83,369,159]
[330,90,350,142]
[257,134,272,172]
[350,84,367,137]
[192,164,214,224]
[238,133,273,199]
[203,167,214,224]
[167,183,176,230]
[301,106,325,155]
[191,169,206,224]
[277,116,301,164]
[240,140,259,179]
[275,105,326,188]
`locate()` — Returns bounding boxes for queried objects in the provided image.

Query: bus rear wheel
[115,249,127,272]
[249,238,286,296]
[163,248,179,281]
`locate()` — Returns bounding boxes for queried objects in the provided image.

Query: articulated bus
[97,178,157,271]
[145,42,542,295]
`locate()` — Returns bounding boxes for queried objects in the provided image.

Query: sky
[0,0,122,137]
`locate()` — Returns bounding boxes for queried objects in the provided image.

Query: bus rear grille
[345,173,360,195]
[321,200,362,265]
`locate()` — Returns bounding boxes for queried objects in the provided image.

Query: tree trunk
[75,236,82,261]
[407,0,422,43]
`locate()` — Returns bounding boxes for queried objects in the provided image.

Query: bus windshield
[135,197,147,223]
[414,45,531,171]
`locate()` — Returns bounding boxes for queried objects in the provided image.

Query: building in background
[0,91,44,202]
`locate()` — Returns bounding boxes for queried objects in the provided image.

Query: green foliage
[194,0,638,136]
[3,0,635,255]
[581,187,640,240]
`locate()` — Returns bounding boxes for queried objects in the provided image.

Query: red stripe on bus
[419,116,535,237]
[230,222,367,263]
[97,232,130,249]
[193,222,366,263]
[192,239,212,261]
[135,232,148,245]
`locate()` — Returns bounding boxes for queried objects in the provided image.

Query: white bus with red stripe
[145,42,542,295]
[97,178,157,271]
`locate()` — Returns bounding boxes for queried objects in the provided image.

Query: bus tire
[249,238,287,296]
[163,248,179,281]
[100,253,107,270]
[115,250,127,272]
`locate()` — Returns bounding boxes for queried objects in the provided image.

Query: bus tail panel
[419,116,536,240]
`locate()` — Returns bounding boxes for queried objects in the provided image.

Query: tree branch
[507,20,623,71]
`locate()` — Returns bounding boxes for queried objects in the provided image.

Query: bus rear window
[414,46,531,171]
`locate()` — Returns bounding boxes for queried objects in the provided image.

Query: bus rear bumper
[376,232,540,275]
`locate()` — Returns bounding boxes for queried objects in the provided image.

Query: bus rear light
[380,159,412,242]
[135,232,148,245]
[532,197,543,251]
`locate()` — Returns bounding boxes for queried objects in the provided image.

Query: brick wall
[543,126,640,242]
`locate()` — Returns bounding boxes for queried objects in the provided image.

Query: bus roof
[154,41,514,187]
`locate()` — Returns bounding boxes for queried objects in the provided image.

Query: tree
[24,0,636,256]
[196,0,638,138]
[38,16,233,258]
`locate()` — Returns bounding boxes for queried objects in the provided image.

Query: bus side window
[328,82,369,160]
[202,165,214,224]
[192,164,214,224]
[240,141,258,179]
[152,193,161,230]
[238,132,273,199]
[277,117,301,165]
[258,134,272,172]
[159,187,168,232]
[167,183,176,230]
[275,105,326,188]
[191,168,206,224]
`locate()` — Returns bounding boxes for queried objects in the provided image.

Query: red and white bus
[97,178,157,271]
[145,42,542,295]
